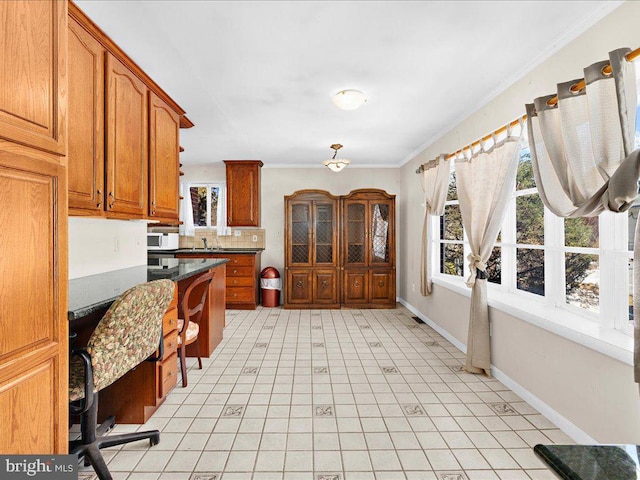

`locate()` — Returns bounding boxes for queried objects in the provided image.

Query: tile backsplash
[179,229,265,249]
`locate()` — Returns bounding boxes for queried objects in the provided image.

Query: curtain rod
[415,46,640,175]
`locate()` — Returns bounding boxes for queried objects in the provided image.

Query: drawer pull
[233,280,238,284]
[168,342,174,349]
[169,319,175,326]
[296,281,303,288]
[233,269,238,274]
[233,293,238,297]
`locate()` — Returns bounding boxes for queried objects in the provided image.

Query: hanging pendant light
[323,144,351,172]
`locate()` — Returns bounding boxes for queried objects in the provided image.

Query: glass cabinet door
[289,202,311,265]
[314,202,335,265]
[344,201,366,266]
[370,201,392,264]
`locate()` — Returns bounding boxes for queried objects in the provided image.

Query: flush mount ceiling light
[332,89,367,110]
[323,144,351,172]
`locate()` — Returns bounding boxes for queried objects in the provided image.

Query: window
[438,170,464,278]
[432,124,635,338]
[188,183,225,228]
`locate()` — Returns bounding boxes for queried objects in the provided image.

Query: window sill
[432,276,633,366]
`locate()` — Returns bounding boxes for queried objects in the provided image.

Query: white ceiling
[75,1,620,168]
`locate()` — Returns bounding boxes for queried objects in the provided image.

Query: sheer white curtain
[179,182,195,236]
[420,154,450,295]
[525,48,640,381]
[456,129,522,375]
[216,182,227,236]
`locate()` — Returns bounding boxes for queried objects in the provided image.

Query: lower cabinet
[285,269,339,308]
[176,252,261,309]
[343,269,395,308]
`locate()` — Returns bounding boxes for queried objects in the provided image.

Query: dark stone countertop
[68,258,228,321]
[534,444,640,480]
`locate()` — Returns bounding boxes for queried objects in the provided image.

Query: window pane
[190,186,207,226]
[487,247,501,285]
[516,194,544,245]
[210,187,219,227]
[517,248,544,296]
[565,217,598,248]
[446,170,458,201]
[516,145,536,190]
[442,204,463,241]
[440,243,463,276]
[629,202,640,251]
[565,253,599,313]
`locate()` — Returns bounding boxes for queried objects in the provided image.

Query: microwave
[147,232,179,251]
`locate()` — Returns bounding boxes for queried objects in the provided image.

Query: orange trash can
[260,267,281,307]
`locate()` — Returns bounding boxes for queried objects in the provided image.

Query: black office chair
[68,279,175,480]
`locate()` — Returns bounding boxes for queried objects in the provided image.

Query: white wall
[398,1,640,443]
[68,217,147,279]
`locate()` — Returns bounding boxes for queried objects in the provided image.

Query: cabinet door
[313,270,338,304]
[344,200,367,267]
[287,202,312,266]
[369,200,394,267]
[149,92,180,219]
[68,17,105,214]
[370,270,395,304]
[343,270,368,304]
[105,53,148,216]
[226,161,261,226]
[287,270,313,304]
[313,202,337,266]
[0,0,66,154]
[0,156,67,453]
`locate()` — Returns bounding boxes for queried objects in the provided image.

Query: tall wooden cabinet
[342,189,396,307]
[0,0,68,453]
[284,189,395,309]
[225,160,263,227]
[284,190,340,309]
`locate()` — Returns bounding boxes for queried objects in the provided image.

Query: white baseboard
[398,297,597,444]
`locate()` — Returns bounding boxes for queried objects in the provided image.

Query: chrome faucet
[202,237,208,251]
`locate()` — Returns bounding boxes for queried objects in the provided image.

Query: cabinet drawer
[226,266,255,277]
[226,276,254,288]
[160,353,178,398]
[163,329,178,359]
[222,255,255,267]
[163,308,178,333]
[226,287,255,303]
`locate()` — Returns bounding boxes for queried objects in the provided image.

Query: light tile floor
[76,306,572,480]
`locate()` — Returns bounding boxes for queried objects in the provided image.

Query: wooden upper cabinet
[68,16,105,214]
[105,53,148,217]
[149,92,180,220]
[225,160,263,227]
[0,0,66,155]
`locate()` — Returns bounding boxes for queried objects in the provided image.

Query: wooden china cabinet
[284,188,395,309]
[342,189,396,308]
[284,190,340,308]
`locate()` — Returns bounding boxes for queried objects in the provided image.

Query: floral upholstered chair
[69,279,175,480]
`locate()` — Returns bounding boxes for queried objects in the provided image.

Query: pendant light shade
[323,144,351,172]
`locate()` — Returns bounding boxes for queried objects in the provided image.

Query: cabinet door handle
[296,281,303,288]
[321,280,328,288]
[151,200,157,215]
[354,281,360,287]
[169,319,175,326]
[96,189,103,208]
[108,191,114,209]
[378,280,384,287]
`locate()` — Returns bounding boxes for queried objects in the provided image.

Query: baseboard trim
[398,297,597,444]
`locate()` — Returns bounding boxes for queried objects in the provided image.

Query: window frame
[188,182,226,229]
